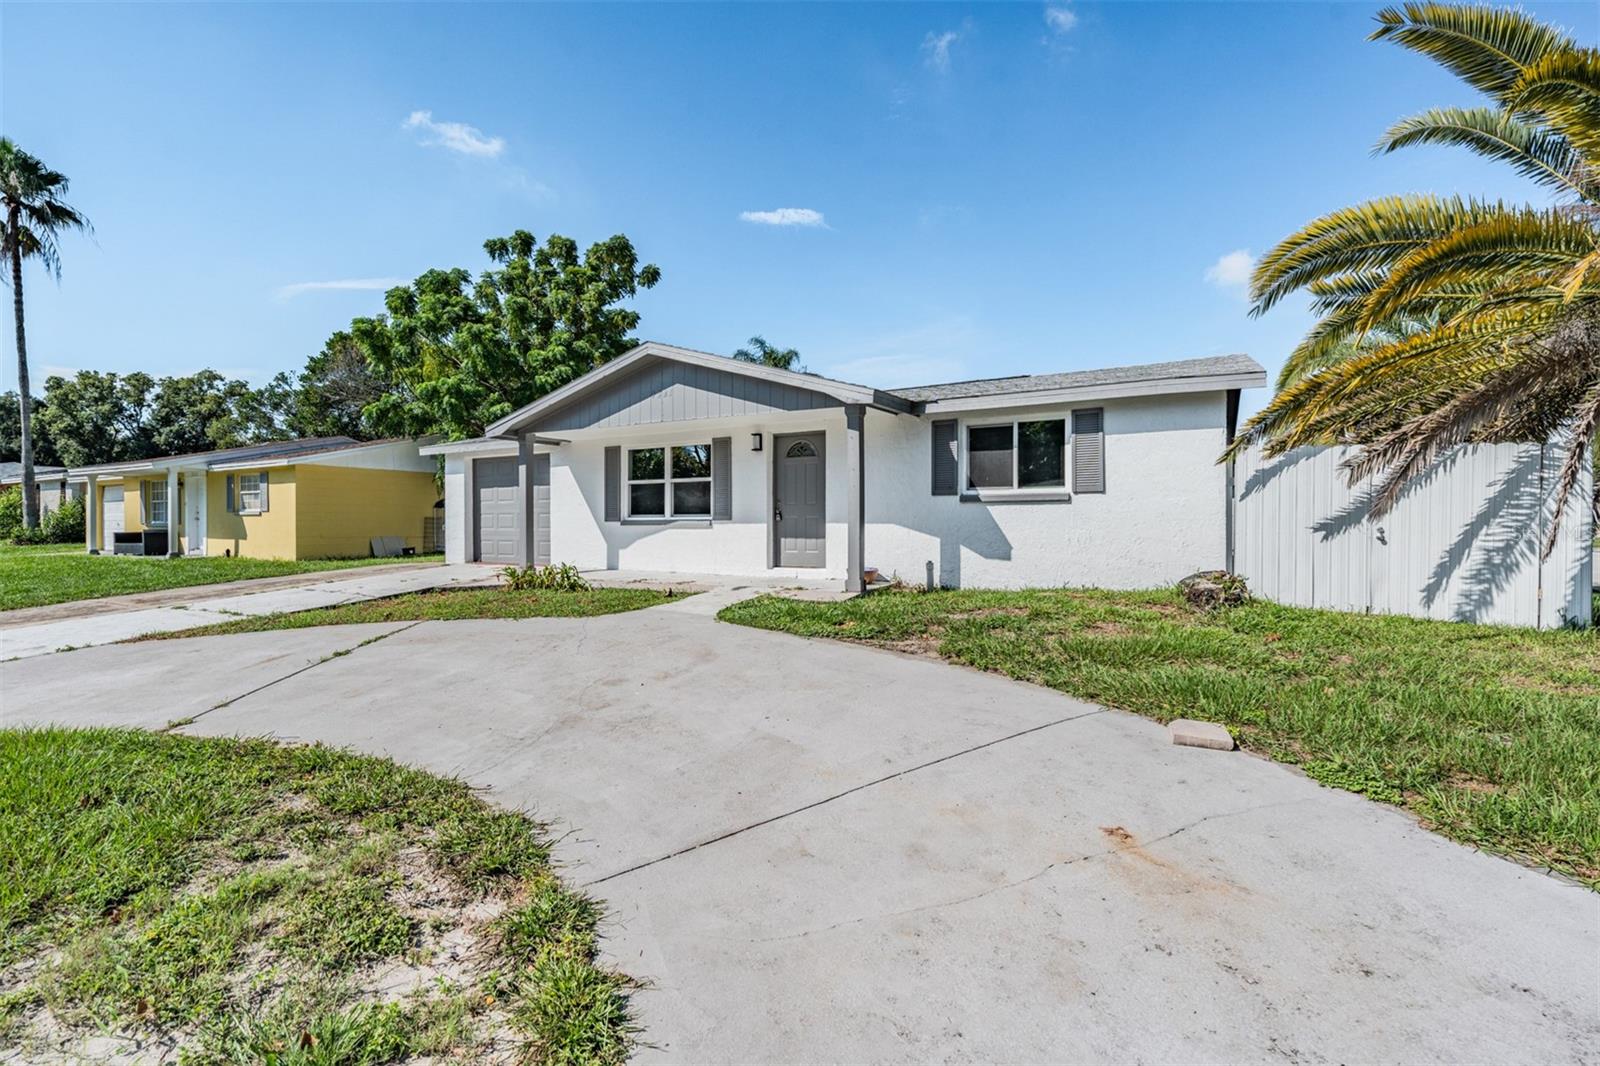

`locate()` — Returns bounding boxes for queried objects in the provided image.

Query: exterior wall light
[751,433,763,452]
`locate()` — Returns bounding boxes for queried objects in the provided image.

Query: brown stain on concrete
[1098,825,1248,899]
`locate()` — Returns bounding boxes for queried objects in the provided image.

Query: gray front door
[474,457,521,564]
[774,433,825,568]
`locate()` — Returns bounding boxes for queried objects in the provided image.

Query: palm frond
[1508,48,1600,161]
[1541,382,1600,559]
[1356,207,1598,328]
[1377,106,1593,197]
[1249,195,1516,315]
[1369,3,1575,101]
[1225,304,1561,460]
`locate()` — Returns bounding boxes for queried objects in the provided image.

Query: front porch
[432,344,908,593]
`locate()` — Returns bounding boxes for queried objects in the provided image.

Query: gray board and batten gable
[535,355,846,433]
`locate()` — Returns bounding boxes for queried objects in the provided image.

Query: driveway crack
[162,621,422,732]
[584,705,1107,888]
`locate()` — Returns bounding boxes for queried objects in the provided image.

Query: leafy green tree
[291,331,386,439]
[355,231,661,439]
[0,391,58,466]
[145,370,267,455]
[236,371,298,442]
[34,371,154,466]
[732,335,804,371]
[0,140,90,528]
[1227,4,1600,552]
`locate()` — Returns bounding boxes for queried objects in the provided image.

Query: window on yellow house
[238,473,263,514]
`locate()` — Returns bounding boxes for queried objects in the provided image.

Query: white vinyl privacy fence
[1233,443,1594,629]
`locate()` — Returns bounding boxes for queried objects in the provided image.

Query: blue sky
[5,1,1596,416]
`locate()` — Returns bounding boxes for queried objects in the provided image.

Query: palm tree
[732,335,804,372]
[1226,3,1600,553]
[0,140,90,529]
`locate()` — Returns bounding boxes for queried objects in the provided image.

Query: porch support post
[845,404,865,593]
[460,456,477,565]
[514,433,533,567]
[192,469,207,555]
[166,466,181,557]
[85,475,99,554]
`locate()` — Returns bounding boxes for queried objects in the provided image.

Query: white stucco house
[423,342,1267,592]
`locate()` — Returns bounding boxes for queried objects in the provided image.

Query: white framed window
[237,473,263,514]
[627,443,712,518]
[963,417,1067,492]
[146,480,169,527]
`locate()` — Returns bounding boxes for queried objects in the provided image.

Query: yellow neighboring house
[68,437,440,559]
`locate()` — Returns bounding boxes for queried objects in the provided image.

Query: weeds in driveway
[133,585,683,641]
[0,727,636,1063]
[720,586,1600,884]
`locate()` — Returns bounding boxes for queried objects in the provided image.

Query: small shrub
[0,487,21,540]
[501,563,591,593]
[1177,570,1250,612]
[3,492,86,544]
[44,497,86,543]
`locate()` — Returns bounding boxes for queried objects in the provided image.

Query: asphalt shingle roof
[886,354,1264,403]
[0,463,68,483]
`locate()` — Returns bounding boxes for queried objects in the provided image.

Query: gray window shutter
[931,420,958,496]
[259,471,270,512]
[604,446,621,522]
[1072,408,1105,493]
[712,437,732,521]
[226,475,236,514]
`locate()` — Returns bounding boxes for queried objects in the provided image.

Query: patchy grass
[721,587,1600,884]
[134,585,682,641]
[0,727,636,1063]
[0,549,442,612]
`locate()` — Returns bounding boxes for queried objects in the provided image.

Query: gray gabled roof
[0,463,68,484]
[484,341,914,437]
[887,354,1265,403]
[65,436,396,477]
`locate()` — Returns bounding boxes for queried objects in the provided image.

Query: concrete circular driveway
[5,593,1597,1063]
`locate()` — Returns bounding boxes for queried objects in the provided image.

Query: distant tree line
[5,223,816,481]
[0,340,385,467]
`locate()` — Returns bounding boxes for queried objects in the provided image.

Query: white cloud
[922,29,959,73]
[275,277,406,301]
[1044,5,1078,33]
[1205,249,1255,292]
[739,208,828,228]
[403,110,505,158]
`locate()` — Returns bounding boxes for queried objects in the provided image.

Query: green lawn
[721,587,1600,884]
[137,585,682,640]
[0,727,635,1064]
[0,545,441,612]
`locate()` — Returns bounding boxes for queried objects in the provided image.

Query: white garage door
[474,458,521,564]
[102,485,125,552]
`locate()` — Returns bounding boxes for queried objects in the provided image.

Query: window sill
[621,518,713,527]
[959,490,1073,503]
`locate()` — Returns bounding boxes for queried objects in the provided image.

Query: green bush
[0,488,20,541]
[8,494,86,545]
[45,497,85,543]
[500,563,591,592]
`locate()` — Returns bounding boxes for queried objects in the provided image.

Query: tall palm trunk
[8,202,35,530]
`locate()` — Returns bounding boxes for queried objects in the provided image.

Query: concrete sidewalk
[0,563,498,660]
